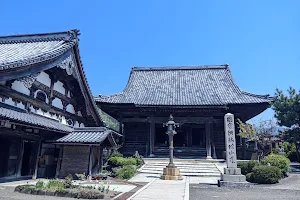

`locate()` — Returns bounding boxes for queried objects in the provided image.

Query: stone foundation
[161,167,182,180]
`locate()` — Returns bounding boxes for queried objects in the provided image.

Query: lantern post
[161,115,182,180]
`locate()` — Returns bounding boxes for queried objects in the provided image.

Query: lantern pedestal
[161,167,182,180]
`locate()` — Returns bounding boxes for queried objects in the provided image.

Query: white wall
[74,121,80,128]
[54,81,65,95]
[80,123,85,128]
[4,97,15,106]
[11,80,30,95]
[52,98,63,109]
[36,72,51,87]
[16,102,25,109]
[66,104,75,114]
[36,108,43,115]
[61,116,67,125]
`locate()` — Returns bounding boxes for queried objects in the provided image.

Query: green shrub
[246,172,254,182]
[283,142,299,162]
[261,154,290,172]
[68,188,105,199]
[75,173,86,181]
[116,165,136,179]
[133,151,144,167]
[238,160,260,175]
[251,165,282,184]
[36,180,45,189]
[108,156,137,167]
[64,174,73,188]
[111,150,123,158]
[46,180,65,190]
[122,157,137,166]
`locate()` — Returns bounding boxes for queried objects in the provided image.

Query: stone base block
[149,154,155,158]
[163,167,181,176]
[161,167,182,180]
[161,175,183,180]
[218,180,251,188]
[221,174,246,182]
[224,168,241,175]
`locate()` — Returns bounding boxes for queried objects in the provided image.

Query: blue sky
[0,0,299,121]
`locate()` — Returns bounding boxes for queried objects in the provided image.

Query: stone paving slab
[131,178,186,200]
[129,173,160,183]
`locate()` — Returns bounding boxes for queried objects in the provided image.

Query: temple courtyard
[0,159,299,200]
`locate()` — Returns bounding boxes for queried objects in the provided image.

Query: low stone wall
[59,146,90,178]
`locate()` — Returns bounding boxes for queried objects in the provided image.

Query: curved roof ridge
[97,92,124,98]
[96,65,273,106]
[241,91,272,99]
[132,64,229,71]
[0,29,80,44]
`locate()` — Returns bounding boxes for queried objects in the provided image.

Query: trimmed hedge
[108,156,137,167]
[238,160,260,175]
[261,154,290,173]
[116,165,136,179]
[250,165,282,184]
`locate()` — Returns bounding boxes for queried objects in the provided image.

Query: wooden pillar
[99,146,104,174]
[88,146,93,179]
[119,116,123,135]
[188,127,193,147]
[17,139,24,177]
[55,146,63,178]
[205,120,212,159]
[32,139,42,179]
[211,123,217,159]
[149,116,155,157]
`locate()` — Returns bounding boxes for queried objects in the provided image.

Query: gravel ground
[190,185,300,200]
[190,174,300,200]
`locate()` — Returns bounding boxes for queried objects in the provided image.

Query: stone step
[140,169,220,174]
[142,166,219,170]
[139,170,221,177]
[144,163,216,166]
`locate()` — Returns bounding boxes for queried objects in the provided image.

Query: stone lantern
[161,115,182,180]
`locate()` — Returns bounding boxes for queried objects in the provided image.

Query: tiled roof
[56,127,121,144]
[0,105,73,133]
[0,30,107,128]
[95,65,273,106]
[0,30,78,70]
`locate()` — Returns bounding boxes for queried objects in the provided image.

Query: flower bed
[14,179,118,199]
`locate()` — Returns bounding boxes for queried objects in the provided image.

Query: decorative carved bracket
[57,55,79,81]
[17,73,40,88]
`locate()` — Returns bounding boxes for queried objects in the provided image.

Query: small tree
[237,118,278,159]
[273,87,300,161]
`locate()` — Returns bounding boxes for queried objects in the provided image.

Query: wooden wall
[59,146,90,178]
[121,122,149,156]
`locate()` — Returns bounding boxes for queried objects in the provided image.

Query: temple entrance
[155,125,168,147]
[191,128,205,147]
[0,137,21,178]
[21,140,37,176]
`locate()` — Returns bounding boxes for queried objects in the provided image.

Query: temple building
[95,66,272,159]
[0,30,120,181]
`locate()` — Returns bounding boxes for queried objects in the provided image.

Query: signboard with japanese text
[224,113,237,168]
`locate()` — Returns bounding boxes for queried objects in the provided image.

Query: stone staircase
[138,159,223,178]
[154,146,207,158]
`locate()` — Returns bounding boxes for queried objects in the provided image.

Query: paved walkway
[128,159,225,200]
[129,177,188,200]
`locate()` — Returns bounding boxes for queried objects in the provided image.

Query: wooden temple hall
[95,66,273,159]
[0,30,121,181]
